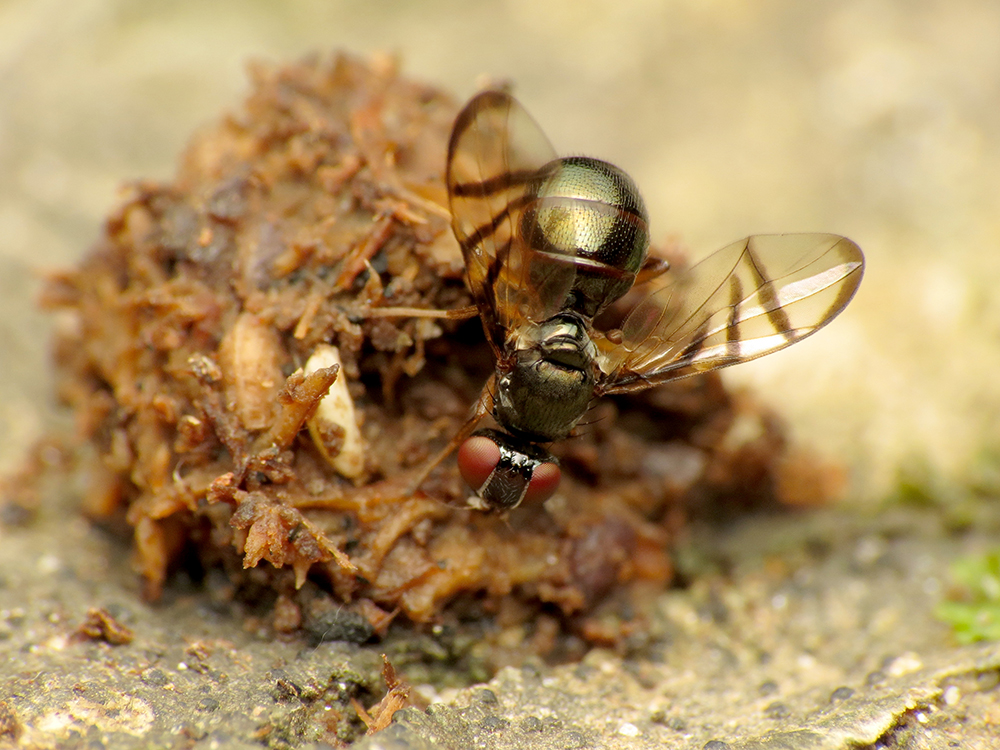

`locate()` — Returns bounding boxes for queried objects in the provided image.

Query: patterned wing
[447,91,575,353]
[597,233,864,394]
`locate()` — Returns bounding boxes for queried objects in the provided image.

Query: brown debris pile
[42,54,830,643]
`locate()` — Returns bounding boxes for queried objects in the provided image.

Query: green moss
[935,550,1000,644]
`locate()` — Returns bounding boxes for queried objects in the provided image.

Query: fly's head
[457,428,561,512]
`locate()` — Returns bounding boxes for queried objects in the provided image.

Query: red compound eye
[522,460,560,505]
[457,435,500,492]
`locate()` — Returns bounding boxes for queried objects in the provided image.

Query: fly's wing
[596,233,864,395]
[447,91,575,353]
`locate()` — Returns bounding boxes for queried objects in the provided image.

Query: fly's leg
[406,377,495,495]
[360,305,479,320]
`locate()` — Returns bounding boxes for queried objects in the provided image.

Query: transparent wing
[596,233,864,394]
[447,91,576,353]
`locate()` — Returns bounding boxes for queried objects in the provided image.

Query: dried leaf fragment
[75,607,135,646]
[231,491,357,587]
[259,363,340,453]
[352,654,411,735]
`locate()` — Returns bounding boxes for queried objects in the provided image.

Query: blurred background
[2,0,999,501]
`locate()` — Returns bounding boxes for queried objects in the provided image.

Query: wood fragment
[352,655,412,735]
[75,607,135,646]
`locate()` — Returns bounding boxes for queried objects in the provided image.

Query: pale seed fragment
[305,344,366,480]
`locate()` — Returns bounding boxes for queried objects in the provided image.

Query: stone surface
[2,1,1000,748]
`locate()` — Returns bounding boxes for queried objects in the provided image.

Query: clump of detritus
[39,53,840,654]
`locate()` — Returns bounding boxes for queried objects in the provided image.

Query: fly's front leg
[406,377,496,496]
[360,305,479,320]
[634,255,671,285]
[351,296,484,498]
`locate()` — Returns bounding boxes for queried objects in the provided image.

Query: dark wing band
[597,233,864,394]
[446,91,563,351]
